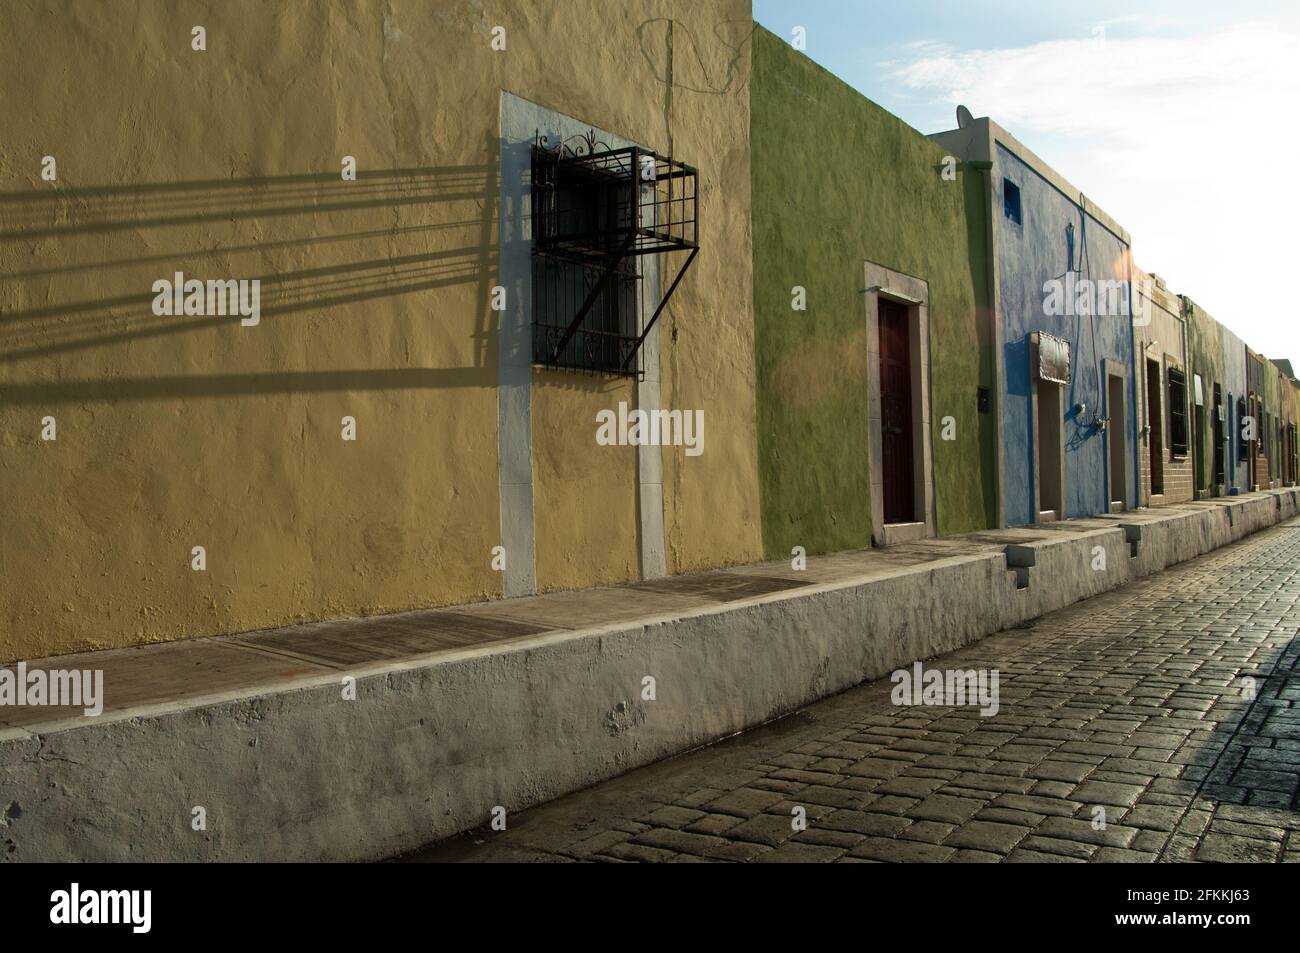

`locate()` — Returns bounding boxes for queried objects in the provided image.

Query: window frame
[529,142,698,378]
[1167,366,1189,457]
[1002,178,1022,226]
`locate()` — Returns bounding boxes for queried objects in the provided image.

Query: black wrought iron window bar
[531,133,699,377]
[1167,367,1189,455]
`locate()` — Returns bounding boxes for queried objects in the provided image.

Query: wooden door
[879,299,915,523]
[1146,360,1163,495]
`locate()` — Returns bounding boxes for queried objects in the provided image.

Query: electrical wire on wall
[1064,195,1104,454]
[1078,195,1101,412]
[1046,198,1100,432]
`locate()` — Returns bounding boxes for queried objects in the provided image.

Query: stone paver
[401,520,1300,862]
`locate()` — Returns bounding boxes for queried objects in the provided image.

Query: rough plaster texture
[0,0,761,662]
[749,27,996,559]
[4,487,1295,861]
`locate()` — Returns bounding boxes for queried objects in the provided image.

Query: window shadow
[0,146,501,401]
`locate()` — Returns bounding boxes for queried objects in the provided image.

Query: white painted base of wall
[3,489,1298,861]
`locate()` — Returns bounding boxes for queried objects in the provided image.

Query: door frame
[1145,354,1164,500]
[864,261,934,546]
[1029,332,1067,522]
[1105,361,1129,512]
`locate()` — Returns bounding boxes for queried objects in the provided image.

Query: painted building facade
[1246,346,1284,490]
[0,0,760,663]
[1132,268,1192,505]
[1280,366,1300,486]
[1183,297,1249,498]
[749,27,997,557]
[933,118,1137,526]
[3,8,1295,668]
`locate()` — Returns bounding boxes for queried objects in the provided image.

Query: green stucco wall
[750,26,995,558]
[1263,357,1282,482]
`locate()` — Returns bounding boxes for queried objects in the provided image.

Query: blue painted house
[934,115,1137,527]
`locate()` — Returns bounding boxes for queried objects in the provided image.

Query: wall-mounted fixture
[1037,333,1071,384]
[1074,402,1106,432]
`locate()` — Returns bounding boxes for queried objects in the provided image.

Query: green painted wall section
[750,27,995,558]
[1264,355,1282,432]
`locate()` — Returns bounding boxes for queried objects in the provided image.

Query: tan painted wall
[531,371,640,591]
[0,0,760,662]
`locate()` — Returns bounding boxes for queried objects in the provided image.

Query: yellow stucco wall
[0,0,760,662]
[531,371,640,591]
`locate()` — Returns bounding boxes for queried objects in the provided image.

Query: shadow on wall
[0,146,500,403]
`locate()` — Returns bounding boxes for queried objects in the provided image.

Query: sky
[753,0,1300,364]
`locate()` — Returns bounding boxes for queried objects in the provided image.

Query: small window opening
[1003,179,1022,225]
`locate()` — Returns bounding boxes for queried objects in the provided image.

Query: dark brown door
[879,298,914,523]
[1146,359,1163,495]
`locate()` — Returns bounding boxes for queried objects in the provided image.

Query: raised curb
[2,488,1297,861]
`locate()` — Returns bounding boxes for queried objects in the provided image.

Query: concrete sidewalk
[2,488,1298,860]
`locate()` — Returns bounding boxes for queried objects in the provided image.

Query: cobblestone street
[406,519,1300,863]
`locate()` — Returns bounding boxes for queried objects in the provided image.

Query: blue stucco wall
[994,143,1136,525]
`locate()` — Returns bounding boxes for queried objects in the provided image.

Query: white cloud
[888,21,1300,360]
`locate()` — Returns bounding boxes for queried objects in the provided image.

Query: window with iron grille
[530,135,698,377]
[1167,367,1188,455]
